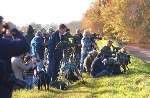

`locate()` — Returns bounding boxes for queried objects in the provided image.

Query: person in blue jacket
[80,29,97,72]
[48,24,67,82]
[0,16,30,98]
[31,32,45,60]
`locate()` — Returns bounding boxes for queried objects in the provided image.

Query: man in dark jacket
[25,25,35,45]
[0,16,30,98]
[48,24,67,82]
[101,40,113,59]
[90,56,107,77]
[74,29,82,68]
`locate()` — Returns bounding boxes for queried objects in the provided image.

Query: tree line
[81,0,150,44]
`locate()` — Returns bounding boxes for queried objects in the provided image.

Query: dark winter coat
[0,28,30,98]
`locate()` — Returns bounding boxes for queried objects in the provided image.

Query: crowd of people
[0,16,131,98]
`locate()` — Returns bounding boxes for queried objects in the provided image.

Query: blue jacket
[31,36,44,59]
[81,37,95,53]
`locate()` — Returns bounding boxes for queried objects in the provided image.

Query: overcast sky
[0,0,92,26]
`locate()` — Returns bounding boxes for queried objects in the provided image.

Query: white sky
[0,0,92,26]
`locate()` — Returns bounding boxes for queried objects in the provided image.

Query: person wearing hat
[100,40,113,59]
[0,16,30,98]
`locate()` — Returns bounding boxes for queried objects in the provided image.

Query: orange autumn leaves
[81,0,150,44]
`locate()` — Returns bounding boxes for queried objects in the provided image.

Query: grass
[13,40,150,98]
[13,57,150,98]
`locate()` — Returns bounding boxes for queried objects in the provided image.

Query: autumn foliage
[81,0,150,44]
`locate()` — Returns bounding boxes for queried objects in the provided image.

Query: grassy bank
[13,57,150,98]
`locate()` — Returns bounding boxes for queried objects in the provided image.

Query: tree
[67,21,81,34]
[30,22,42,32]
[81,1,103,33]
[81,0,150,44]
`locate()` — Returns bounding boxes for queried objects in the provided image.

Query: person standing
[48,24,67,82]
[0,16,30,98]
[25,25,35,45]
[74,29,82,68]
[31,32,45,60]
[80,30,97,72]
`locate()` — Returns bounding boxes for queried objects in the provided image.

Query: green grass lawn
[13,57,150,98]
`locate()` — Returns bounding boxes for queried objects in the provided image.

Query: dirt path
[125,46,150,62]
